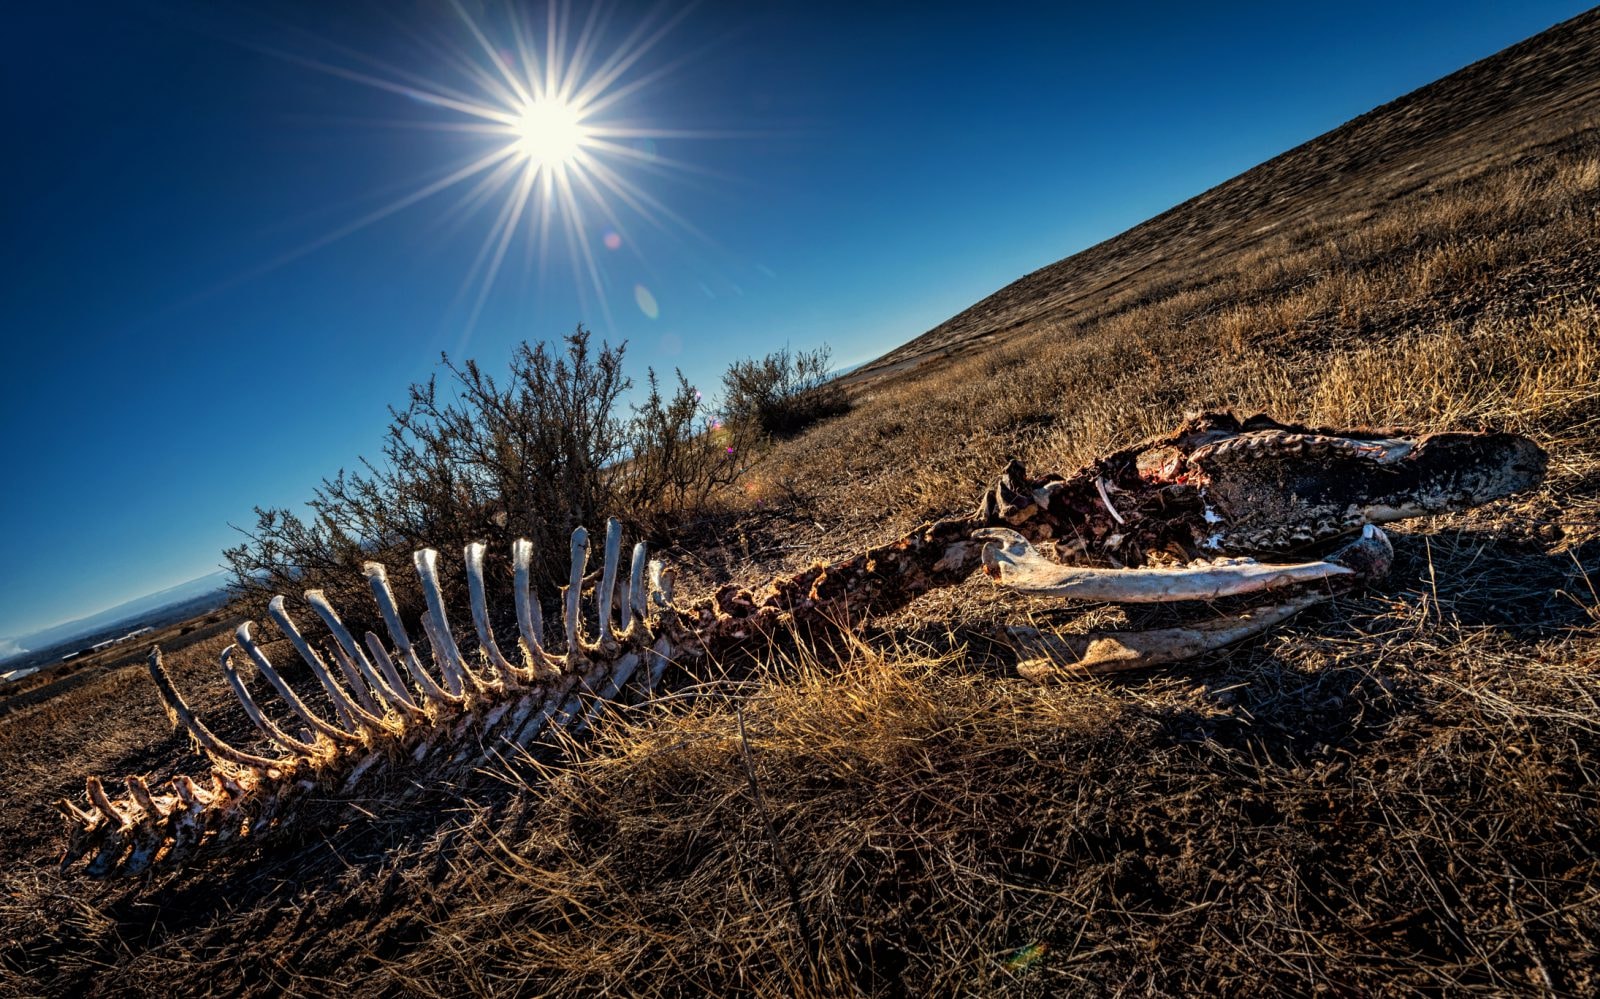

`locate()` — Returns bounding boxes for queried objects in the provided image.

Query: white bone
[415,549,475,694]
[363,631,421,711]
[512,673,582,746]
[361,563,460,707]
[649,560,675,608]
[267,596,386,732]
[303,589,393,714]
[643,635,676,695]
[419,610,466,697]
[330,640,421,722]
[597,518,623,644]
[552,662,604,731]
[147,648,282,770]
[329,640,380,716]
[363,562,422,676]
[564,527,589,654]
[1009,590,1332,675]
[512,538,550,666]
[237,621,362,744]
[576,652,640,733]
[465,541,520,683]
[220,645,320,756]
[623,541,649,629]
[1094,477,1127,525]
[977,529,1352,602]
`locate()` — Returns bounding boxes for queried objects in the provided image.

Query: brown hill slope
[856,8,1600,382]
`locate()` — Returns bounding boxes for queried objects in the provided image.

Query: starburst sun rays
[272,0,715,333]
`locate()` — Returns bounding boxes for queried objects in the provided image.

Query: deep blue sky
[0,0,1590,645]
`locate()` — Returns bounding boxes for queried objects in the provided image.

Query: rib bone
[598,518,623,645]
[624,541,649,630]
[564,527,589,655]
[267,596,386,733]
[415,549,478,696]
[220,645,320,757]
[465,541,521,685]
[147,647,282,770]
[236,621,362,745]
[305,589,412,715]
[512,538,556,673]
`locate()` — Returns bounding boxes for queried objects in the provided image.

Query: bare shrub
[622,368,746,531]
[224,326,731,633]
[722,345,851,440]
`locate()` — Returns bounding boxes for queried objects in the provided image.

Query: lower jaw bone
[1007,590,1332,676]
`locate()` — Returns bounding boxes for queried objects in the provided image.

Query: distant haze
[0,570,230,664]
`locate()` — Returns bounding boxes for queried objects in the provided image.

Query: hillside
[4,10,1600,997]
[854,8,1600,384]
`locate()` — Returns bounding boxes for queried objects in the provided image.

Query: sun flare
[269,1,711,334]
[509,98,589,168]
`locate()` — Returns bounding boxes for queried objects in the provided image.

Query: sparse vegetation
[721,344,852,440]
[222,327,759,636]
[5,17,1600,997]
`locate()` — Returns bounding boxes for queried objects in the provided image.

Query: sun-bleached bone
[649,560,674,608]
[60,413,1546,878]
[268,596,386,734]
[598,518,624,645]
[237,621,362,745]
[564,527,589,654]
[977,528,1353,601]
[624,541,648,629]
[219,645,320,757]
[1008,591,1331,676]
[362,631,422,710]
[363,562,462,708]
[364,561,448,702]
[306,589,416,716]
[147,647,282,770]
[466,541,523,685]
[416,548,479,696]
[305,594,383,717]
[512,538,556,672]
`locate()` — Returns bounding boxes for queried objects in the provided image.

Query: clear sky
[0,0,1590,643]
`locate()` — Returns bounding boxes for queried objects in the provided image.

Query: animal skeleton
[58,413,1546,877]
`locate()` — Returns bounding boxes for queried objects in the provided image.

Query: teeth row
[58,519,679,878]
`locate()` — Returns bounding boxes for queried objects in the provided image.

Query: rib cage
[58,520,678,878]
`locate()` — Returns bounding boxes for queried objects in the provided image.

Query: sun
[509,98,589,168]
[264,1,716,334]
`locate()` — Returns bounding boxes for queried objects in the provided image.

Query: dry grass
[7,36,1600,999]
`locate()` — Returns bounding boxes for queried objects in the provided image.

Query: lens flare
[634,283,659,319]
